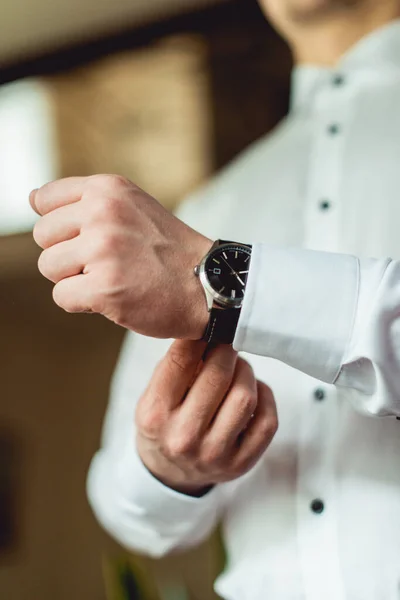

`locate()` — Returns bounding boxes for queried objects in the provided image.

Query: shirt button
[314,388,326,401]
[332,74,345,87]
[319,200,331,211]
[328,124,340,135]
[311,499,325,514]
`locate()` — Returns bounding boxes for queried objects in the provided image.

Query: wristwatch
[194,239,252,345]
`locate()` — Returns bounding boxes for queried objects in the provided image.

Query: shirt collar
[291,18,400,112]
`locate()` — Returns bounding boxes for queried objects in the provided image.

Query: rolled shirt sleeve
[235,243,400,418]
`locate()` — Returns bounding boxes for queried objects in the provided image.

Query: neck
[291,4,400,66]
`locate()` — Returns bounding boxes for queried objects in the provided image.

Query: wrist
[185,235,213,340]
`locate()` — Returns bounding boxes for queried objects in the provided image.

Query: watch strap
[219,239,252,249]
[202,307,241,345]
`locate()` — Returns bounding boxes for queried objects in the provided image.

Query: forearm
[235,244,400,418]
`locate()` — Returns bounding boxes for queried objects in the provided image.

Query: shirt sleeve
[87,332,223,558]
[234,243,400,418]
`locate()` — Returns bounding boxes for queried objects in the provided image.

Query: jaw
[286,0,365,25]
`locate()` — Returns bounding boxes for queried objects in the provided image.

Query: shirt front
[88,20,400,600]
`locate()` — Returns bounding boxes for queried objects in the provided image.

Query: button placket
[304,79,347,254]
[298,79,348,600]
[297,383,345,600]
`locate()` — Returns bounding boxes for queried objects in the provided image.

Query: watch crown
[194,265,200,276]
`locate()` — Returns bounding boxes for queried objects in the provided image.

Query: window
[0,79,58,236]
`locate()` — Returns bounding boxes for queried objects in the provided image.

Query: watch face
[205,244,252,303]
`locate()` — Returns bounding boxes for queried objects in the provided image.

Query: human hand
[30,175,211,339]
[136,340,278,496]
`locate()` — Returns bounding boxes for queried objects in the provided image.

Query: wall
[0,0,227,65]
[0,233,125,600]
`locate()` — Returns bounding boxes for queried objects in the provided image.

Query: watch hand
[221,255,234,271]
[220,255,245,286]
[234,273,245,287]
[238,271,249,274]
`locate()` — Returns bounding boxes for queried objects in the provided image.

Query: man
[31,0,400,598]
[30,2,400,416]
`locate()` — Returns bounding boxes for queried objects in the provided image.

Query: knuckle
[237,356,254,375]
[232,456,256,479]
[168,346,195,374]
[233,387,257,415]
[233,446,265,478]
[136,403,165,438]
[261,414,279,440]
[95,229,121,257]
[90,268,123,315]
[199,445,224,469]
[89,196,121,224]
[163,434,196,461]
[88,174,129,192]
[259,380,274,399]
[103,262,123,287]
[206,363,231,390]
[88,291,105,316]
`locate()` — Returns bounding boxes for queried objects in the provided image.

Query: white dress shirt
[88,21,400,600]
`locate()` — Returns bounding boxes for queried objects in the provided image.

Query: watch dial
[205,245,252,302]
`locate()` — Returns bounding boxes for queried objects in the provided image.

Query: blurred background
[0,0,291,598]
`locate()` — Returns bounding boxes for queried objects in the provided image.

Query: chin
[289,0,361,19]
[259,0,333,24]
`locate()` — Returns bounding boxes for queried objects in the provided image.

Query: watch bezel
[198,243,251,309]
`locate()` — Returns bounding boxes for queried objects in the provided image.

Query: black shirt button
[328,124,340,135]
[319,200,331,211]
[332,74,345,87]
[311,499,325,514]
[314,388,325,401]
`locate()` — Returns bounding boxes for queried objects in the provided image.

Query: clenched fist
[136,340,278,497]
[30,175,211,339]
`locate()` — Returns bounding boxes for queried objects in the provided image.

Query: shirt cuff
[234,243,359,384]
[114,437,220,523]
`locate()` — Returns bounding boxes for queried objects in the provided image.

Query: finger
[33,203,81,249]
[174,345,238,435]
[30,177,87,216]
[202,358,257,454]
[52,274,95,313]
[144,339,208,412]
[38,238,84,283]
[232,381,278,473]
[29,189,40,215]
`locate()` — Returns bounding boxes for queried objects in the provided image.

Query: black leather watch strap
[202,307,241,345]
